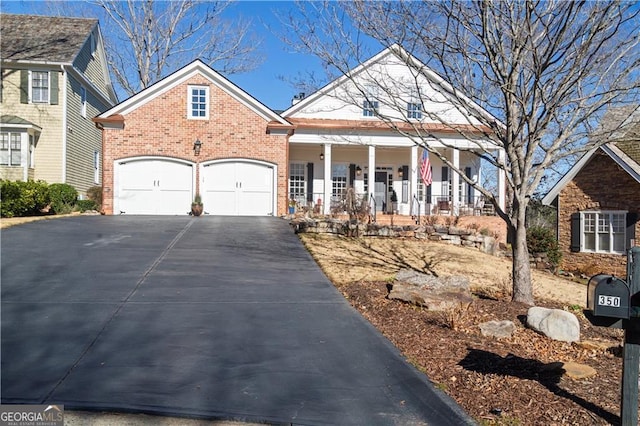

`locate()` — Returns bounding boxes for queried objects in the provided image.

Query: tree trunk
[510,208,534,305]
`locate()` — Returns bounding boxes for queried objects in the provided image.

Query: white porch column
[21,133,29,181]
[323,144,332,215]
[452,148,460,215]
[368,145,376,208]
[497,149,506,212]
[410,145,418,214]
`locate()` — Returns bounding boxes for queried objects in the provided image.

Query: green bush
[86,186,102,210]
[0,180,50,217]
[48,183,78,214]
[76,199,98,212]
[527,226,562,268]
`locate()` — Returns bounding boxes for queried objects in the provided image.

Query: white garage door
[201,161,274,216]
[117,159,193,215]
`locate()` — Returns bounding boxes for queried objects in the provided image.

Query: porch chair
[436,197,451,215]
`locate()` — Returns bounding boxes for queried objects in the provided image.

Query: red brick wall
[101,74,288,215]
[558,150,640,274]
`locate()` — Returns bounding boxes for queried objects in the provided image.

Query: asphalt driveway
[1,216,473,425]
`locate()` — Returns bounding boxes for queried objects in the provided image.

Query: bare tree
[282,0,640,305]
[49,0,262,97]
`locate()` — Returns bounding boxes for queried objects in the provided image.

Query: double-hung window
[0,132,21,166]
[188,85,209,119]
[289,163,306,201]
[362,85,379,117]
[581,211,626,254]
[407,102,422,119]
[31,71,49,103]
[332,164,348,197]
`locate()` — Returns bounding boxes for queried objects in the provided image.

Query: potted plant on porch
[191,194,203,216]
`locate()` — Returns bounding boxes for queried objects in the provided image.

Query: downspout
[60,65,67,183]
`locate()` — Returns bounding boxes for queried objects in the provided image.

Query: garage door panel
[117,159,193,215]
[202,161,274,216]
[204,191,236,215]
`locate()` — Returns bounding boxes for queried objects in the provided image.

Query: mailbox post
[585,247,640,426]
[621,247,640,426]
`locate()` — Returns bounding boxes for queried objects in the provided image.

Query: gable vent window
[188,85,209,120]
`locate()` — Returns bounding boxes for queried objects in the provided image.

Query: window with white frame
[332,164,348,197]
[289,163,305,200]
[582,211,627,254]
[31,71,49,103]
[188,85,209,119]
[407,102,422,119]
[0,132,22,166]
[80,86,87,118]
[362,85,379,117]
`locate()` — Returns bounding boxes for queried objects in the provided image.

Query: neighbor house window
[407,102,422,119]
[582,211,627,254]
[31,71,49,103]
[0,132,21,166]
[80,86,87,118]
[289,163,305,200]
[188,85,209,119]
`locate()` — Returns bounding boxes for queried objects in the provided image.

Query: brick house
[543,109,640,274]
[95,45,505,218]
[94,60,291,216]
[0,14,117,196]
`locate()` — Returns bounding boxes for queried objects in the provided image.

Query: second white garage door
[201,161,274,216]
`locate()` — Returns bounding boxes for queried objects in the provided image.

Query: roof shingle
[0,14,97,63]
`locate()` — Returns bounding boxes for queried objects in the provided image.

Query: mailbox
[587,274,630,319]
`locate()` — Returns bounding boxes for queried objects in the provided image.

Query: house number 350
[598,295,621,307]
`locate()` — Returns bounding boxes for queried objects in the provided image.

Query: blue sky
[1,0,372,111]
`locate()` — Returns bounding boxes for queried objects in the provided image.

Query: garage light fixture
[193,139,202,155]
[356,165,362,176]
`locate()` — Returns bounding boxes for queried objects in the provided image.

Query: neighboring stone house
[0,14,117,196]
[93,60,291,216]
[543,107,640,274]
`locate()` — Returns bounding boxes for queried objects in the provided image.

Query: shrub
[48,183,78,214]
[86,186,102,210]
[0,180,50,217]
[76,199,98,212]
[527,226,562,268]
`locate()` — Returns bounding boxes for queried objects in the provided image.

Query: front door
[374,171,387,212]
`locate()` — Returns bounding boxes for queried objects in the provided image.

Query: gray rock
[527,307,580,343]
[390,270,473,311]
[478,320,516,338]
[388,283,473,311]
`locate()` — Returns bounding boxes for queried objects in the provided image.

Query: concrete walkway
[1,216,474,425]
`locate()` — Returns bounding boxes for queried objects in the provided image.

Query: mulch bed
[340,280,631,425]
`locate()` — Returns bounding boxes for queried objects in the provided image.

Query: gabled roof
[95,59,290,128]
[282,43,500,127]
[0,14,97,64]
[542,144,640,205]
[542,106,640,205]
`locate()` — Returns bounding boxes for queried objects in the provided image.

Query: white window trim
[580,210,627,254]
[29,70,50,104]
[187,85,209,120]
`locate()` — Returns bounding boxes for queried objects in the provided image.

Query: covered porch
[287,141,506,219]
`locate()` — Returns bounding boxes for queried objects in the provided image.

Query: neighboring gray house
[0,14,117,196]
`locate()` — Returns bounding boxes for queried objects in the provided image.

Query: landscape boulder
[526,307,580,343]
[389,269,473,311]
[478,320,516,338]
